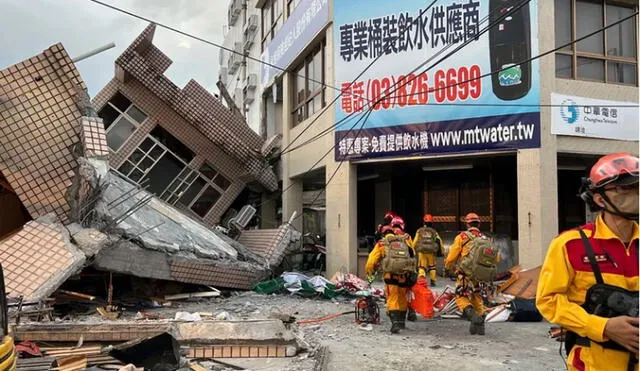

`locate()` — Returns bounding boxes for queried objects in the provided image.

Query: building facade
[231,0,638,275]
[94,24,278,228]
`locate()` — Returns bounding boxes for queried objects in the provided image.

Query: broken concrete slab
[66,156,299,289]
[11,322,171,342]
[172,320,297,345]
[0,216,85,301]
[71,228,109,259]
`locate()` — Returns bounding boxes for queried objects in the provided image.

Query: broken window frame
[98,92,149,152]
[160,161,231,218]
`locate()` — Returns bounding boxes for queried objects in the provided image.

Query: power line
[281,9,639,154]
[278,0,440,154]
[86,0,338,94]
[282,0,535,224]
[280,0,532,155]
[256,0,528,210]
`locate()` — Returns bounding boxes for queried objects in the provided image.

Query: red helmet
[380,225,394,235]
[588,152,639,189]
[384,211,396,220]
[464,213,480,223]
[423,214,434,223]
[390,216,405,230]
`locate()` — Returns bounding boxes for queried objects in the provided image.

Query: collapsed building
[0,25,298,303]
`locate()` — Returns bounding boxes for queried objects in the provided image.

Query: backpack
[380,234,416,275]
[415,227,439,254]
[457,231,498,282]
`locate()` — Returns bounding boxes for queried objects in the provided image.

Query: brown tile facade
[92,23,278,225]
[81,116,109,158]
[169,259,261,290]
[0,43,86,222]
[0,221,73,300]
[188,345,291,359]
[93,78,245,225]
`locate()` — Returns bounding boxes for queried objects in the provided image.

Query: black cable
[256,0,529,209]
[85,0,425,129]
[278,0,440,154]
[86,0,338,96]
[282,9,638,154]
[281,0,532,155]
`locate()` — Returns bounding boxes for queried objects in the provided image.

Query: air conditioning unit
[246,15,258,33]
[228,0,241,25]
[228,54,240,74]
[228,42,243,74]
[243,86,255,104]
[246,74,257,90]
[244,37,254,52]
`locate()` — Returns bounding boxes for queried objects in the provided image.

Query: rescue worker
[374,211,396,241]
[413,214,444,287]
[536,152,639,371]
[366,223,416,334]
[444,213,487,335]
[389,216,419,323]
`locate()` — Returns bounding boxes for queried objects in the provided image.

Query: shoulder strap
[462,231,475,247]
[578,229,604,285]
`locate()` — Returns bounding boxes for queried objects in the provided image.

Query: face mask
[605,188,639,215]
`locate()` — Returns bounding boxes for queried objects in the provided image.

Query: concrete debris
[65,156,300,289]
[172,319,297,345]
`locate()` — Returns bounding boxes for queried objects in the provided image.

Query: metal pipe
[72,42,116,63]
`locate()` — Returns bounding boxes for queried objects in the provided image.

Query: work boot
[476,315,486,336]
[407,308,417,322]
[398,311,407,329]
[463,306,478,334]
[389,311,403,334]
[469,310,484,335]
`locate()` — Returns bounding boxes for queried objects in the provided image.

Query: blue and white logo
[560,98,579,124]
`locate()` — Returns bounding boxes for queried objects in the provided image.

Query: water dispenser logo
[498,64,522,86]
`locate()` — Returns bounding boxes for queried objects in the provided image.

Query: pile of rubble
[0,37,307,371]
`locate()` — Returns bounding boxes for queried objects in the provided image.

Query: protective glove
[366,275,375,284]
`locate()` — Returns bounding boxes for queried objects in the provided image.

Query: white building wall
[219,0,264,135]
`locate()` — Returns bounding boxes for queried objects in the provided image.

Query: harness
[564,229,639,371]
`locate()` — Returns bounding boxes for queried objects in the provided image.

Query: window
[98,92,148,151]
[161,161,232,218]
[292,42,326,125]
[554,0,638,85]
[261,0,284,51]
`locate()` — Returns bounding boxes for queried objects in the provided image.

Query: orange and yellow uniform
[366,232,415,311]
[536,215,639,371]
[444,227,485,315]
[412,227,444,281]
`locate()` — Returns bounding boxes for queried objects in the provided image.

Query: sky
[0,0,229,98]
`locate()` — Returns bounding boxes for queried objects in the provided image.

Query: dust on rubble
[140,291,565,371]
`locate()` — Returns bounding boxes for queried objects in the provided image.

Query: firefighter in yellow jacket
[444,213,487,335]
[413,214,444,287]
[536,152,639,371]
[366,221,416,334]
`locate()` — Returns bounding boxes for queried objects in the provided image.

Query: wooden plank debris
[164,291,221,301]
